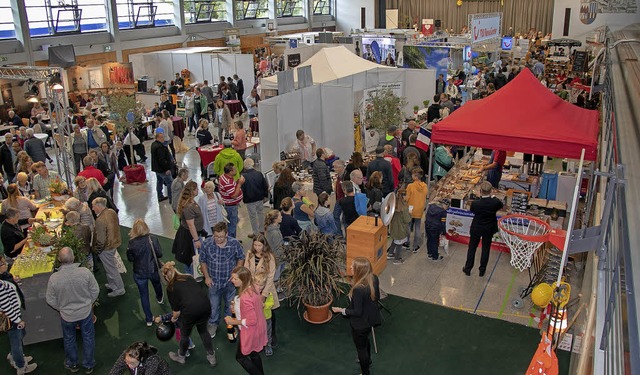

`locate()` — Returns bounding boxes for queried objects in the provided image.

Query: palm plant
[279,231,347,308]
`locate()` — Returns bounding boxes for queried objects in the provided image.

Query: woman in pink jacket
[225,266,267,374]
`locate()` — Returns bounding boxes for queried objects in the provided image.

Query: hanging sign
[287,53,301,68]
[469,14,501,44]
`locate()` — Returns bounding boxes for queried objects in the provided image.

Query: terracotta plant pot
[303,297,333,324]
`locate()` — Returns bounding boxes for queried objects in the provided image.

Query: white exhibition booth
[129,47,254,90]
[258,46,436,167]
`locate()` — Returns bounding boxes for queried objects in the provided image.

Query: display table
[249,118,259,133]
[34,133,48,144]
[197,138,260,168]
[124,164,147,184]
[21,272,63,345]
[172,116,185,139]
[432,150,566,253]
[224,100,242,117]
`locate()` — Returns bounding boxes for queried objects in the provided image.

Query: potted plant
[52,227,89,269]
[364,87,408,134]
[423,99,430,108]
[413,105,419,115]
[279,231,347,324]
[49,176,68,198]
[108,92,146,183]
[30,225,54,247]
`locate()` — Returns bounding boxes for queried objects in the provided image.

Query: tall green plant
[52,227,88,269]
[108,91,145,164]
[365,88,408,132]
[279,231,346,307]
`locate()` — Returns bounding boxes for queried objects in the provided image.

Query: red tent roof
[431,69,599,161]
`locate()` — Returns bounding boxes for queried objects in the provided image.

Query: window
[184,0,227,23]
[0,0,15,39]
[235,0,268,20]
[276,0,303,17]
[24,0,108,37]
[116,0,174,29]
[312,0,330,15]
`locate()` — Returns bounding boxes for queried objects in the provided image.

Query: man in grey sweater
[46,247,100,374]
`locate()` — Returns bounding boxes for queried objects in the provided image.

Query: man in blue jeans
[218,163,245,238]
[150,129,174,203]
[0,277,37,374]
[46,247,100,374]
[199,222,245,338]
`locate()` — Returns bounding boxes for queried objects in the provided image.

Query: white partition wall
[129,49,255,88]
[259,83,355,168]
[321,84,354,160]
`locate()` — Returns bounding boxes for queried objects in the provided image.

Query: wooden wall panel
[186,38,227,48]
[75,52,117,66]
[122,43,183,63]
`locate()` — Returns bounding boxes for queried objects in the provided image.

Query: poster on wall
[106,63,134,85]
[403,46,449,81]
[579,0,637,25]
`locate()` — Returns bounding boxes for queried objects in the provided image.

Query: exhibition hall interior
[0,0,638,374]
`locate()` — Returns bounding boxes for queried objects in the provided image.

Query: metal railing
[578,27,640,375]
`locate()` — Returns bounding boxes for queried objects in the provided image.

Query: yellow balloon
[531,283,553,307]
[457,0,463,6]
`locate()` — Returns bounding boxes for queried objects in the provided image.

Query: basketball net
[498,215,551,272]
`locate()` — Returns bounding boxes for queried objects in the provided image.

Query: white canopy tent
[261,45,392,90]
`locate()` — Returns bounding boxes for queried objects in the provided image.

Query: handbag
[215,192,229,223]
[0,311,11,333]
[114,251,127,274]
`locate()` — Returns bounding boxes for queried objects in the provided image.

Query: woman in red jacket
[225,266,268,374]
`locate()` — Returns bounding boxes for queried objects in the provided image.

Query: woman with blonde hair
[158,261,216,366]
[16,172,32,197]
[73,176,89,202]
[86,177,117,217]
[195,118,213,147]
[126,218,164,326]
[332,257,381,375]
[172,181,205,272]
[1,184,36,229]
[291,181,314,231]
[243,234,279,355]
[224,266,267,374]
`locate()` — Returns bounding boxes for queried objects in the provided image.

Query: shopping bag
[172,214,180,230]
[114,251,127,274]
[192,252,204,282]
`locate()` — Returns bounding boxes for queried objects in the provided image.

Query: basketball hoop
[498,214,551,272]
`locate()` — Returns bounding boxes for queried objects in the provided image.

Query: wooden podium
[346,216,387,276]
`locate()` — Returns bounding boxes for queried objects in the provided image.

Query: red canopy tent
[431,69,600,161]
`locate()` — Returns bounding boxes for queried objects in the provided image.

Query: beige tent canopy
[261,45,392,90]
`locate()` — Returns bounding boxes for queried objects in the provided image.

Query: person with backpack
[387,189,411,264]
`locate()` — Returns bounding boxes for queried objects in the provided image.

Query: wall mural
[580,0,638,25]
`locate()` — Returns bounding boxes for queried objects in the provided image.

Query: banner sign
[287,53,301,68]
[445,207,509,252]
[469,13,501,44]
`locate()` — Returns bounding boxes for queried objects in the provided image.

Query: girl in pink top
[225,266,267,374]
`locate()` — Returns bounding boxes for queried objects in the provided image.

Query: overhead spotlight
[27,96,40,103]
[49,72,63,88]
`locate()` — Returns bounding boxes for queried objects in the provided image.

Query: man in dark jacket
[0,133,16,182]
[150,129,173,203]
[403,134,429,175]
[463,182,504,277]
[367,147,394,196]
[425,199,449,261]
[233,74,246,112]
[311,148,333,196]
[159,93,175,116]
[426,94,442,123]
[240,158,269,238]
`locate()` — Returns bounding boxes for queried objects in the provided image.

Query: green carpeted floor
[1,227,570,374]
